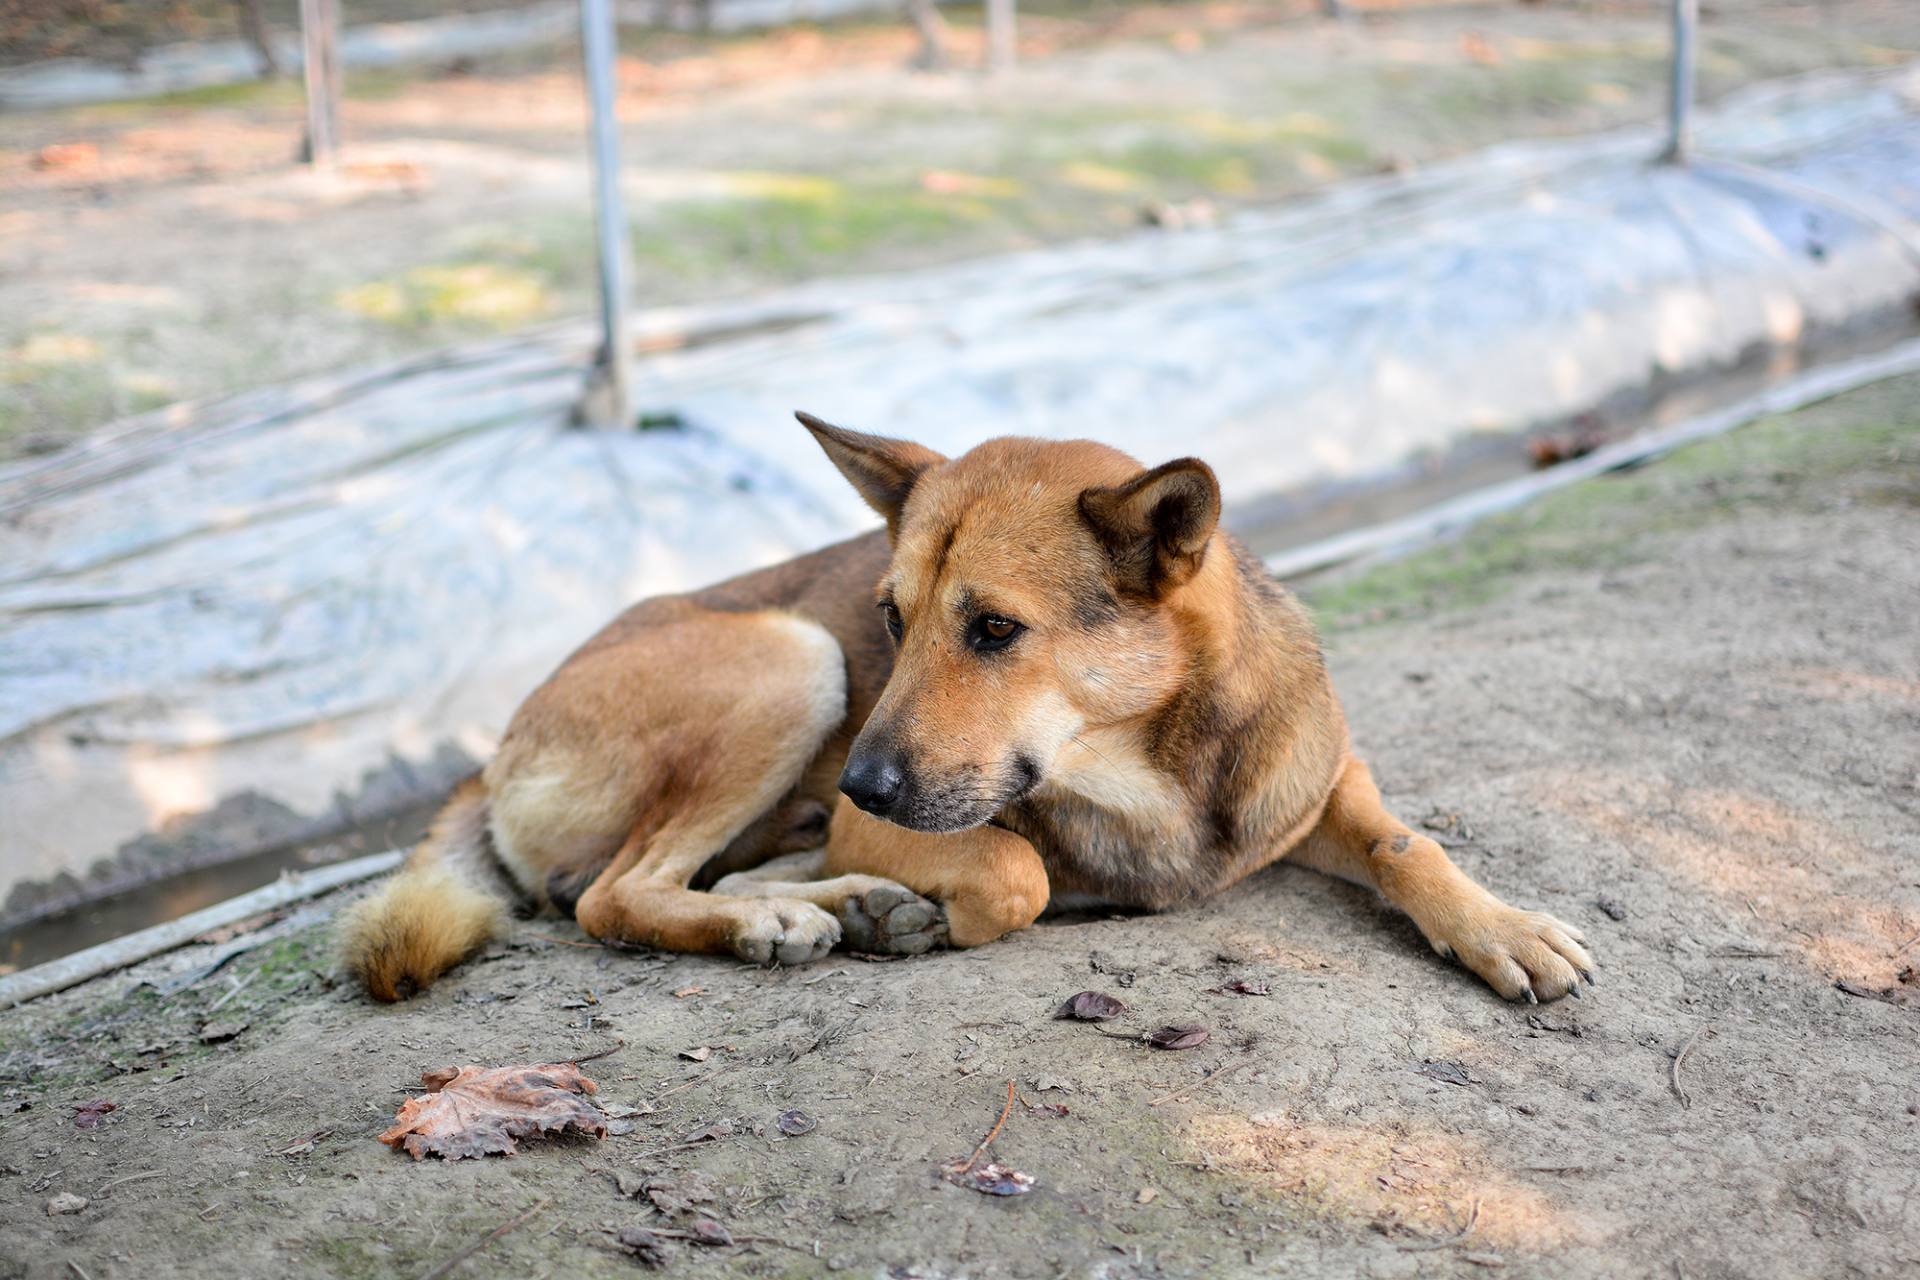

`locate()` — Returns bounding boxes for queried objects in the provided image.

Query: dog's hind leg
[713,849,949,956]
[523,609,849,964]
[1289,755,1594,1002]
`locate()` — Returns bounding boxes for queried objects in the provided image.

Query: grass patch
[1302,374,1920,631]
[637,181,991,280]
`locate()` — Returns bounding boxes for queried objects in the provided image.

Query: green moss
[0,924,337,1097]
[636,182,988,280]
[1302,375,1920,631]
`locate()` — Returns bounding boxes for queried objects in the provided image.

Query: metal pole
[577,0,634,430]
[1662,0,1697,164]
[985,0,1016,74]
[298,0,341,166]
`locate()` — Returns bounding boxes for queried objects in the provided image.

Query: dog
[340,415,1593,1003]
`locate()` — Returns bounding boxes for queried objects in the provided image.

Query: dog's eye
[880,602,903,642]
[971,615,1023,652]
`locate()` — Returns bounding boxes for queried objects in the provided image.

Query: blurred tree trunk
[236,0,282,77]
[907,0,950,71]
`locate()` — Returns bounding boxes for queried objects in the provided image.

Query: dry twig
[1671,1025,1710,1109]
[960,1080,1017,1174]
[1147,1056,1259,1107]
[1399,1197,1482,1252]
[418,1197,551,1280]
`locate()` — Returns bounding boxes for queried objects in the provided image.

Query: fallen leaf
[686,1218,733,1247]
[615,1226,673,1267]
[32,142,98,172]
[1031,1074,1072,1093]
[378,1063,607,1161]
[1213,977,1271,996]
[1145,1025,1209,1051]
[942,1158,1036,1196]
[200,1020,249,1044]
[613,1170,647,1198]
[776,1109,816,1136]
[1137,1186,1159,1204]
[275,1129,331,1156]
[1414,1060,1474,1087]
[680,1120,731,1145]
[679,1046,713,1062]
[1025,1100,1069,1118]
[672,985,706,999]
[72,1099,116,1129]
[46,1192,87,1216]
[1054,990,1126,1021]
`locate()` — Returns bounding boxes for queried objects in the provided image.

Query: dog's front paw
[836,882,947,957]
[1433,903,1593,1002]
[731,900,841,966]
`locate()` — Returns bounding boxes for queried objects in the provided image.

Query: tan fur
[336,780,507,1001]
[340,416,1593,1004]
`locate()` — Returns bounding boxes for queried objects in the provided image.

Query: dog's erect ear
[797,411,946,532]
[1078,458,1221,596]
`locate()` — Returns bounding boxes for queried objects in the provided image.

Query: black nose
[839,752,905,817]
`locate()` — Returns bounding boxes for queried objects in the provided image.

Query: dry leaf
[616,1226,673,1268]
[1054,990,1126,1021]
[672,985,706,999]
[776,1109,816,1136]
[46,1192,88,1216]
[685,1218,733,1247]
[1213,977,1270,997]
[72,1099,115,1129]
[1137,1186,1159,1204]
[378,1063,607,1160]
[199,1020,248,1043]
[941,1158,1035,1196]
[1413,1060,1473,1087]
[679,1046,713,1062]
[1145,1025,1209,1051]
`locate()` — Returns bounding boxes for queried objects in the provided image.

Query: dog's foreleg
[820,797,1050,949]
[1290,756,1594,1002]
[714,849,948,956]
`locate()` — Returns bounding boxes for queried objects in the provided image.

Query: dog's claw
[1581,968,1596,986]
[1567,984,1581,999]
[1523,986,1539,1005]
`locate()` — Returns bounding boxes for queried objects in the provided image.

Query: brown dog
[340,416,1593,1003]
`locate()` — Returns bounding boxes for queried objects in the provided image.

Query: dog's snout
[839,752,906,816]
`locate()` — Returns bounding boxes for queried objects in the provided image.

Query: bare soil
[2,373,1915,1278]
[4,0,1918,452]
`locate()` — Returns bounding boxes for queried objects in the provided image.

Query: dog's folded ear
[1078,458,1221,596]
[797,411,947,533]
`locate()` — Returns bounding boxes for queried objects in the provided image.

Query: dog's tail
[337,777,511,1002]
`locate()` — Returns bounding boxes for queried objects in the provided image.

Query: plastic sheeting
[4,65,1919,906]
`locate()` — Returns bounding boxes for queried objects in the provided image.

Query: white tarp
[4,65,1918,909]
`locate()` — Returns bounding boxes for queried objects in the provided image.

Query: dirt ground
[1,373,1915,1278]
[5,0,1919,452]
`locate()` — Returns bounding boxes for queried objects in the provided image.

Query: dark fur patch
[1072,585,1122,630]
[546,864,604,918]
[1369,834,1412,858]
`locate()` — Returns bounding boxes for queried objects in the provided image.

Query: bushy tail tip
[336,865,505,1002]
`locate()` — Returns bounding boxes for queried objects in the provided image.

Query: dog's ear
[797,412,946,532]
[1078,458,1221,596]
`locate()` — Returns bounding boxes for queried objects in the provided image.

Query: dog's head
[800,411,1222,833]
